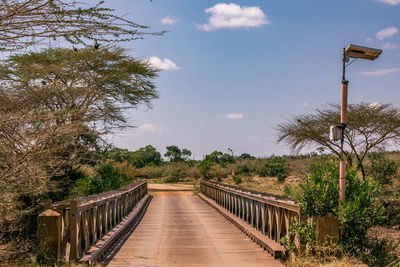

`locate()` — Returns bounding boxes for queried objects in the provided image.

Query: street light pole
[336,44,382,205]
[340,48,348,203]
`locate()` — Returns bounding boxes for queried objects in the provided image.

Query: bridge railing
[200,181,300,243]
[46,180,147,261]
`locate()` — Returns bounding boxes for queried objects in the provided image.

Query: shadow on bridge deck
[102,184,283,267]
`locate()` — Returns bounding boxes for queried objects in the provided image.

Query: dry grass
[286,256,363,267]
[368,225,400,257]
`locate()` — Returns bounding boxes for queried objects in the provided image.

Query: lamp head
[345,44,382,62]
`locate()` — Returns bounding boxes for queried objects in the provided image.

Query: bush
[337,176,384,250]
[235,164,251,175]
[295,160,342,217]
[264,157,289,178]
[233,175,242,185]
[381,199,400,226]
[187,166,201,180]
[87,163,126,194]
[209,164,229,181]
[197,160,213,179]
[258,166,268,177]
[115,161,136,182]
[164,165,187,183]
[277,172,287,182]
[136,165,163,178]
[286,160,383,253]
[366,152,398,185]
[281,217,315,256]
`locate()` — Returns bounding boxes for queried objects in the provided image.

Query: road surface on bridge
[105,184,283,266]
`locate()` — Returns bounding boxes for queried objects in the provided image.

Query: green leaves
[291,159,383,251]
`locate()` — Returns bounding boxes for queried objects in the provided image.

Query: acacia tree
[0,48,158,253]
[0,47,158,130]
[0,46,158,176]
[276,103,400,179]
[164,145,192,162]
[0,0,164,51]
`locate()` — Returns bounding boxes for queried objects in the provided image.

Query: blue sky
[106,0,400,159]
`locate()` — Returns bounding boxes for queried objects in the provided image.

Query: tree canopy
[276,103,400,178]
[0,0,164,51]
[204,151,235,166]
[131,145,162,167]
[164,145,192,162]
[0,47,158,131]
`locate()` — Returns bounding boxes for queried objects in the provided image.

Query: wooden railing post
[70,200,79,261]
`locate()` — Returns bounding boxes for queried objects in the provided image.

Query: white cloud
[136,124,169,135]
[376,27,398,40]
[161,16,178,25]
[359,68,400,76]
[382,42,398,49]
[369,102,381,108]
[378,0,400,5]
[220,113,244,119]
[197,3,269,31]
[147,57,180,71]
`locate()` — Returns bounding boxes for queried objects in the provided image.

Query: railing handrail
[201,181,299,213]
[51,180,147,211]
[200,180,300,248]
[40,180,148,262]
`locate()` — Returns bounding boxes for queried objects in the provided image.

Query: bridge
[38,180,300,266]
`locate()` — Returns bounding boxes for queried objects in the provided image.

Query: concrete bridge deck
[104,184,283,266]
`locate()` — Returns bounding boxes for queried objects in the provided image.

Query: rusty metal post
[340,48,349,204]
[340,80,349,203]
[70,200,79,261]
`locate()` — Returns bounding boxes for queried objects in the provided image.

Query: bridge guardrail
[44,180,147,261]
[200,181,300,243]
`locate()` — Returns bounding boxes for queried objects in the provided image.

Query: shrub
[187,166,201,180]
[381,199,400,226]
[337,176,384,250]
[197,160,213,179]
[264,157,289,178]
[115,161,136,182]
[286,160,383,253]
[164,165,187,183]
[136,165,163,178]
[233,175,242,185]
[366,152,398,185]
[209,164,229,181]
[277,172,287,182]
[258,167,268,177]
[235,164,251,175]
[294,160,342,217]
[281,217,315,256]
[86,163,126,194]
